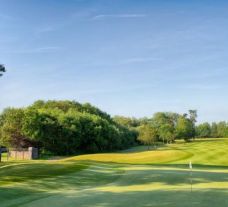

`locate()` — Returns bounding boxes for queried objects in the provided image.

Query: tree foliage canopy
[196,121,228,138]
[1,100,226,155]
[0,100,137,155]
[137,124,157,147]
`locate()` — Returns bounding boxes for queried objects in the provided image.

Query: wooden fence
[0,147,38,161]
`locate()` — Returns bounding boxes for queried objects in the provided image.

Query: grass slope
[0,138,227,207]
[69,138,228,167]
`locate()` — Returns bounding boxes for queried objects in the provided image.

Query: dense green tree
[22,108,63,153]
[159,123,175,144]
[194,121,228,138]
[196,122,211,138]
[0,100,137,155]
[188,110,197,138]
[138,117,153,126]
[113,116,140,128]
[137,124,157,149]
[175,116,194,141]
[0,108,29,148]
[31,100,112,121]
[217,121,228,137]
[210,122,218,138]
[152,112,177,143]
[189,110,197,124]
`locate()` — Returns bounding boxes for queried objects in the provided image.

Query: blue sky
[1,0,228,123]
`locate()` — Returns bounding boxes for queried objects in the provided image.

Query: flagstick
[189,161,193,193]
[190,168,192,192]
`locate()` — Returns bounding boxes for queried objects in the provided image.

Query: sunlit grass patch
[0,138,228,207]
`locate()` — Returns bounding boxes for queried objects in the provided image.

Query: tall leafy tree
[217,121,228,137]
[210,122,218,138]
[175,116,194,141]
[153,112,177,143]
[159,123,175,144]
[189,110,197,124]
[137,124,157,149]
[0,108,28,148]
[196,122,211,138]
[189,110,197,138]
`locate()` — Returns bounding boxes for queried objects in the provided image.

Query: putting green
[0,138,227,207]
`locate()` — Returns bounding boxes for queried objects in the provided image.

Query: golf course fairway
[0,138,227,207]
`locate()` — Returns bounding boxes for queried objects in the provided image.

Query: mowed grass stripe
[0,138,227,207]
[67,138,228,166]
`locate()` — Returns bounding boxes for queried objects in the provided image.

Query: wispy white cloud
[35,10,96,35]
[92,14,148,20]
[3,46,61,54]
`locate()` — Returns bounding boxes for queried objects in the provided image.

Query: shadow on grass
[0,186,51,206]
[0,161,88,184]
[114,168,228,186]
[0,160,227,207]
[1,186,227,207]
[48,188,228,207]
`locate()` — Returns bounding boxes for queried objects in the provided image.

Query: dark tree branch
[0,64,6,76]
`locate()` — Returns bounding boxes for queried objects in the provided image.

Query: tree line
[0,66,227,155]
[196,122,228,138]
[114,112,228,148]
[114,110,197,147]
[0,100,227,155]
[0,100,137,155]
[0,99,227,155]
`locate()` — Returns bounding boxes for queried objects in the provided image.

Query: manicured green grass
[0,138,227,207]
[69,138,228,167]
